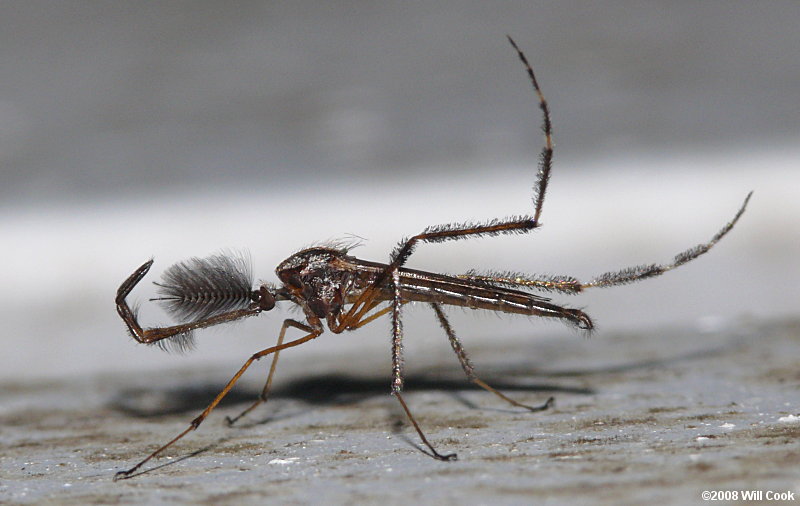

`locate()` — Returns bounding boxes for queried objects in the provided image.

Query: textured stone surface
[3,318,798,505]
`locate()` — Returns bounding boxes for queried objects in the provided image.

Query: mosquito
[114,36,751,479]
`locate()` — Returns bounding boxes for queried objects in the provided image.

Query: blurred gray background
[0,1,797,382]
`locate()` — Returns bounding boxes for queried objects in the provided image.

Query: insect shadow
[111,333,736,421]
[109,371,594,420]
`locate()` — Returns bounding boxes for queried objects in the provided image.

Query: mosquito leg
[330,277,419,477]
[349,304,393,329]
[581,192,753,290]
[390,270,405,393]
[457,271,583,295]
[343,216,540,327]
[343,39,554,327]
[431,303,554,412]
[339,293,415,332]
[507,35,553,224]
[113,321,321,480]
[116,260,261,344]
[329,272,444,459]
[333,288,411,333]
[342,303,405,331]
[457,192,752,296]
[225,319,314,426]
[387,271,456,461]
[394,392,457,461]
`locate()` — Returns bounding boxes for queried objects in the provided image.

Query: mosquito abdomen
[396,273,592,330]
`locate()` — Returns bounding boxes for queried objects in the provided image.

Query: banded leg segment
[431,303,554,412]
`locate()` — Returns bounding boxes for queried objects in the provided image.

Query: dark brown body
[276,247,592,332]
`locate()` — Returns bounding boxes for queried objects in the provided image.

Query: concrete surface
[2,317,798,505]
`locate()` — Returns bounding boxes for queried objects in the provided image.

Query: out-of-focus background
[1,2,797,382]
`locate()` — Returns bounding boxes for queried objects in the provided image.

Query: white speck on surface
[719,423,735,429]
[268,458,299,465]
[778,415,800,423]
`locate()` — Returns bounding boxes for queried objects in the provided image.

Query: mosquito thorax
[276,247,342,271]
[275,248,344,287]
[275,247,349,318]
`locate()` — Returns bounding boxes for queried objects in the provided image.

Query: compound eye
[257,286,276,311]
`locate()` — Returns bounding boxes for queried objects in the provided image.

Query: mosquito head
[253,285,277,311]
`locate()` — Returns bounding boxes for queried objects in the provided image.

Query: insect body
[114,37,751,479]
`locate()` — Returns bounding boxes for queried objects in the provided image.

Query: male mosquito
[114,37,751,479]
